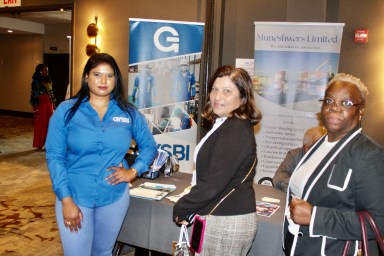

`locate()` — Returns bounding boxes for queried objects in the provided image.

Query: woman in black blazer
[173,66,262,255]
[284,73,384,256]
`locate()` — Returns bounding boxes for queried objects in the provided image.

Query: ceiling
[0,9,72,34]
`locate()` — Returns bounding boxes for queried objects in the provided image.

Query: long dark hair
[65,53,134,124]
[32,64,51,83]
[202,65,262,126]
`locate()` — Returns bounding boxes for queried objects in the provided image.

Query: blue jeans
[55,185,130,256]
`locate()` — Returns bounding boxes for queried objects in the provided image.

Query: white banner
[253,22,344,184]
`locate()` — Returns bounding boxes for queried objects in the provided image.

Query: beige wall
[44,24,72,53]
[337,0,384,145]
[0,23,71,112]
[0,35,44,112]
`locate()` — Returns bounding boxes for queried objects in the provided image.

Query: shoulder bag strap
[358,211,369,255]
[343,211,367,256]
[362,210,384,254]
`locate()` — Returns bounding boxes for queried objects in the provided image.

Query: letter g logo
[154,26,179,53]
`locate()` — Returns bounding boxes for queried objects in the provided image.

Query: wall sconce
[86,16,100,56]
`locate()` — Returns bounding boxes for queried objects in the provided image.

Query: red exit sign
[354,29,368,43]
[1,0,21,7]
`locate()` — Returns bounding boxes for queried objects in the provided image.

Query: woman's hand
[174,213,195,226]
[62,197,83,232]
[106,163,138,185]
[174,216,190,226]
[289,196,313,225]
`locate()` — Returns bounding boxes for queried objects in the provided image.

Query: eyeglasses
[319,98,362,111]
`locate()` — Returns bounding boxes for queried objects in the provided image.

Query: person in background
[171,59,196,103]
[29,64,56,149]
[131,64,156,109]
[273,126,326,192]
[283,73,384,255]
[173,66,262,255]
[45,53,157,256]
[153,106,171,135]
[174,107,191,130]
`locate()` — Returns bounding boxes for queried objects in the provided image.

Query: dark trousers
[284,232,294,256]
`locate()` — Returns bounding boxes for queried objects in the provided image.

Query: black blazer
[283,127,384,256]
[173,116,257,219]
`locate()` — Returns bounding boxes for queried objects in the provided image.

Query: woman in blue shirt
[46,53,157,256]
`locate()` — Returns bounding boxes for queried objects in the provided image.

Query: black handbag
[342,210,384,256]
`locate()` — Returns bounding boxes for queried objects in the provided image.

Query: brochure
[256,201,280,218]
[166,186,192,203]
[130,182,176,201]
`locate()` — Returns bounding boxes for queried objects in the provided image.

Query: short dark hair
[202,65,262,125]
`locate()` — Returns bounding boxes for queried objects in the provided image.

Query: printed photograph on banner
[127,54,201,109]
[253,51,338,112]
[139,102,196,135]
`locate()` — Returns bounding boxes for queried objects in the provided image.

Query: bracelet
[131,168,138,176]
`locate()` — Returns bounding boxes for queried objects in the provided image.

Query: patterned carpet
[0,115,62,255]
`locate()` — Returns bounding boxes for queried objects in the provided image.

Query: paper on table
[256,201,280,218]
[130,182,176,201]
[261,197,280,203]
[166,186,192,203]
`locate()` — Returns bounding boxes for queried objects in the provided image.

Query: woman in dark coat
[283,73,384,256]
[173,66,262,255]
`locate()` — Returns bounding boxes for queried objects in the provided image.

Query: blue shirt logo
[113,117,130,123]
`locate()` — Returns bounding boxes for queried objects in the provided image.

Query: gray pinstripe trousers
[196,212,257,256]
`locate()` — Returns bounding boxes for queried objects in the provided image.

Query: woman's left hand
[106,163,138,185]
[174,213,195,226]
[290,196,313,225]
[174,217,190,226]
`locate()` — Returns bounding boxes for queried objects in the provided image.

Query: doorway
[44,54,69,107]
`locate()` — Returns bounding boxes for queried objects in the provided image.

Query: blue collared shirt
[46,98,157,207]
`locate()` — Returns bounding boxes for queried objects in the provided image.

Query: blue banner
[128,19,204,174]
[129,19,204,64]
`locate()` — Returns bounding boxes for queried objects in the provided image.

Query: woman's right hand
[61,197,83,232]
[289,196,312,225]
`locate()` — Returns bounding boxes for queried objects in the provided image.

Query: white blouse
[290,136,338,198]
[191,117,227,185]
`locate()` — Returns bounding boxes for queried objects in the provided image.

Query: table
[114,172,286,256]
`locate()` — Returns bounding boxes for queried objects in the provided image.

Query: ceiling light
[7,30,13,33]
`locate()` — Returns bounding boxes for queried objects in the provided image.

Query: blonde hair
[328,73,369,104]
